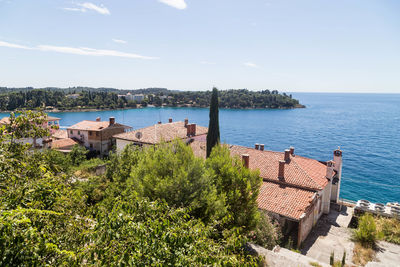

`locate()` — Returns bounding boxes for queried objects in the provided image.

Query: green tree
[354,213,379,247]
[206,144,262,231]
[206,87,220,158]
[69,144,88,166]
[127,140,226,223]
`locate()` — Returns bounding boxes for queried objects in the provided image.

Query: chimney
[187,123,192,136]
[184,118,189,128]
[260,144,264,151]
[191,123,196,136]
[326,160,335,179]
[96,117,101,122]
[278,160,285,178]
[109,117,115,125]
[242,154,249,168]
[255,143,260,150]
[284,149,290,162]
[169,118,173,123]
[290,147,295,155]
[158,121,162,124]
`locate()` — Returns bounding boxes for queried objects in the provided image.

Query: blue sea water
[1,93,399,203]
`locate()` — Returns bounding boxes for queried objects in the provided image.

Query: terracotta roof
[46,116,60,121]
[0,117,10,125]
[52,129,68,139]
[114,121,208,144]
[190,141,328,191]
[68,120,131,131]
[257,181,316,220]
[229,145,328,190]
[51,138,78,149]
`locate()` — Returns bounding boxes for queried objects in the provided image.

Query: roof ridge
[291,156,322,190]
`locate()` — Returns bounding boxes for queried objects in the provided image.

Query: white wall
[116,139,132,152]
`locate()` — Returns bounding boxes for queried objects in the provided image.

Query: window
[70,130,73,134]
[89,131,92,136]
[96,132,99,137]
[78,131,80,135]
[89,143,93,149]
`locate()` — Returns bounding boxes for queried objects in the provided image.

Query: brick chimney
[260,144,264,151]
[191,123,196,136]
[169,118,173,123]
[187,123,192,136]
[109,117,115,125]
[326,160,335,179]
[96,117,101,122]
[278,160,285,178]
[284,149,290,162]
[242,154,249,168]
[158,121,162,124]
[290,147,295,155]
[184,118,189,128]
[255,143,260,150]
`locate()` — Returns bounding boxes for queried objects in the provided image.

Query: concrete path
[366,241,400,267]
[249,244,330,267]
[300,206,354,265]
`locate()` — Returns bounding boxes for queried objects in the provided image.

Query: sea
[1,93,399,203]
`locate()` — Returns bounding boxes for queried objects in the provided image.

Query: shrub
[247,212,281,249]
[353,213,378,247]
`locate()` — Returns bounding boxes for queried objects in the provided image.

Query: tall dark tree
[206,87,220,158]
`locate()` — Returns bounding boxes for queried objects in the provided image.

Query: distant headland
[0,87,304,112]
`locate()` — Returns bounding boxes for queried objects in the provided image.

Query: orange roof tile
[257,181,316,220]
[51,138,78,149]
[52,129,68,139]
[189,141,328,191]
[229,145,328,190]
[114,121,208,144]
[68,120,130,131]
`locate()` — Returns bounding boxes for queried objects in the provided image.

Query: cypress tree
[206,87,220,158]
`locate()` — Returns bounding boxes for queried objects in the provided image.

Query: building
[190,141,343,247]
[0,115,61,147]
[50,138,80,153]
[118,93,145,103]
[113,118,207,151]
[67,117,131,155]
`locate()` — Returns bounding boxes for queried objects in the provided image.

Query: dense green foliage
[0,87,302,110]
[0,111,279,265]
[375,216,400,245]
[353,213,379,247]
[207,87,220,158]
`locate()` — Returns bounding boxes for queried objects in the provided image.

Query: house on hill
[113,118,207,151]
[190,141,343,247]
[67,117,131,155]
[0,115,61,148]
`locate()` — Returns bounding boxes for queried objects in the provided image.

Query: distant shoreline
[0,104,306,113]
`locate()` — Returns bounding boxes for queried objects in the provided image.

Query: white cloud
[244,62,259,68]
[0,40,157,60]
[200,61,216,65]
[112,39,127,44]
[159,0,187,10]
[64,2,110,15]
[0,40,32,50]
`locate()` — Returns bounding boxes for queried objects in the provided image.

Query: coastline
[0,104,306,113]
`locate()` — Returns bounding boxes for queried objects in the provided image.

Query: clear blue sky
[0,0,399,92]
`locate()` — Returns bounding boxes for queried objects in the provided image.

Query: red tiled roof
[190,141,328,190]
[68,120,130,131]
[257,181,316,220]
[114,121,208,144]
[51,138,78,149]
[229,145,328,191]
[52,129,68,139]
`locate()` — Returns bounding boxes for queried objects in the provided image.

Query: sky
[0,0,399,93]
